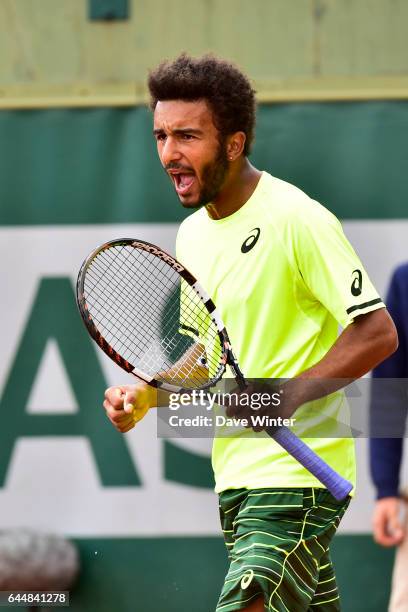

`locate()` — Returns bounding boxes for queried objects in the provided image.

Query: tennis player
[103,54,397,611]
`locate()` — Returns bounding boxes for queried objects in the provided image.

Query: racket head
[76,238,231,392]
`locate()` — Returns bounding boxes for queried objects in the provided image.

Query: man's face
[153,99,229,208]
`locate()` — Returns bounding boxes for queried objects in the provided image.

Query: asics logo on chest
[241,228,261,253]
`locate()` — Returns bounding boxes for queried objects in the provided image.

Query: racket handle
[267,426,353,501]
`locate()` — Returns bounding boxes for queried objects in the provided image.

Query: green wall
[0,101,407,224]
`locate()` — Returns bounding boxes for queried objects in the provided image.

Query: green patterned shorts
[216,488,350,612]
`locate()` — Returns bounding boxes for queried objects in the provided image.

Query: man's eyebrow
[153,128,203,136]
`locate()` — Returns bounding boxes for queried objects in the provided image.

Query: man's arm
[267,202,398,416]
[281,308,398,416]
[224,308,397,428]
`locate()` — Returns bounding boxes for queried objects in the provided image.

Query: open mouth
[170,172,195,196]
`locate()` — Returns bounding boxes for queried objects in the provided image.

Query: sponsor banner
[0,225,217,537]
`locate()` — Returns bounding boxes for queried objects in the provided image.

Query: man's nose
[161,137,182,167]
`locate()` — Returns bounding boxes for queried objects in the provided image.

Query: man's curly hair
[148,54,256,156]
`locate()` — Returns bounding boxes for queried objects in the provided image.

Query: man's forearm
[282,308,398,415]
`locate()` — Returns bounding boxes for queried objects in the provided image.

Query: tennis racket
[76,238,352,501]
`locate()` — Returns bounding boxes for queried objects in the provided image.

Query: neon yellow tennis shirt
[176,172,384,493]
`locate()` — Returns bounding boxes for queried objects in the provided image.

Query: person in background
[370,262,408,612]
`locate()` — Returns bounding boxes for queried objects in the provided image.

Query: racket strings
[90,249,165,329]
[86,255,161,357]
[87,252,189,371]
[86,262,173,367]
[84,247,205,386]
[112,248,204,367]
[93,245,182,341]
[82,244,223,388]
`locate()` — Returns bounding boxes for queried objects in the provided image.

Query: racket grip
[267,426,353,501]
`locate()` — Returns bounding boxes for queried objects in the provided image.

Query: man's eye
[181,134,194,140]
[155,133,166,142]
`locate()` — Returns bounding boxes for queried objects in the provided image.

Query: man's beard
[184,141,229,209]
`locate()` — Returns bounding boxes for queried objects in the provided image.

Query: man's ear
[226,132,246,161]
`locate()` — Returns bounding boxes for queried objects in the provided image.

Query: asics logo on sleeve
[241,228,261,253]
[351,269,363,296]
[240,569,254,589]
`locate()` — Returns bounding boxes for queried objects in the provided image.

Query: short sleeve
[292,201,384,328]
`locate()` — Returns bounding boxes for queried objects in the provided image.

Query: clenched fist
[103,383,157,433]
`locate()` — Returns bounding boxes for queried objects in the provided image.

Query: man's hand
[372,497,406,547]
[103,383,157,433]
